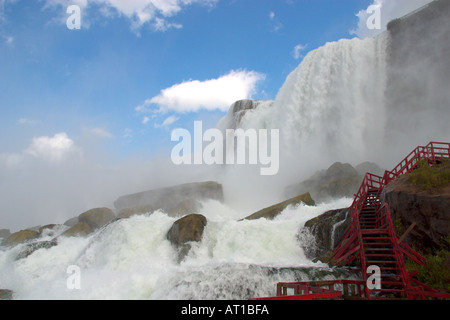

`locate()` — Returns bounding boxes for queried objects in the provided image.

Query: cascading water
[236,34,388,181]
[0,33,391,300]
[0,198,354,300]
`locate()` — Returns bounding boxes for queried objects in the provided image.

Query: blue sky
[1,0,383,162]
[0,0,433,163]
[0,0,434,229]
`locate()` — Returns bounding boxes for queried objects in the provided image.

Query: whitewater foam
[0,198,352,300]
[226,35,389,186]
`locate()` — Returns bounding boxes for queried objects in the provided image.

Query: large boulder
[114,181,224,218]
[78,207,115,230]
[64,216,79,227]
[61,222,91,238]
[3,229,40,246]
[167,214,208,262]
[243,193,315,221]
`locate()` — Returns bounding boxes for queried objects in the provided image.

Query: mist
[0,145,221,232]
[212,0,450,211]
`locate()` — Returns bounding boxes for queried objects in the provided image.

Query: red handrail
[256,142,450,300]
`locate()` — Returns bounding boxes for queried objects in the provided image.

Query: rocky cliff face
[300,208,350,262]
[302,160,449,262]
[381,174,450,254]
[385,0,450,152]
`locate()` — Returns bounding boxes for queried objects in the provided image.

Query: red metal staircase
[254,142,450,300]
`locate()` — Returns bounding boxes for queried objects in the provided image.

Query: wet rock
[16,239,58,260]
[64,216,79,227]
[243,193,315,221]
[38,224,57,234]
[301,208,350,261]
[381,173,450,254]
[167,214,208,262]
[78,207,115,231]
[3,229,40,246]
[61,221,91,237]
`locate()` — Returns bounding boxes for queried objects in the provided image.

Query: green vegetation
[407,159,450,190]
[406,250,450,293]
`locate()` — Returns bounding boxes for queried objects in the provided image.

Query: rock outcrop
[114,181,224,218]
[61,221,92,238]
[60,208,114,238]
[243,193,315,221]
[300,208,350,262]
[2,229,40,246]
[78,207,115,230]
[217,99,274,130]
[16,239,58,260]
[167,214,208,263]
[381,174,450,254]
[285,162,383,202]
[64,216,79,227]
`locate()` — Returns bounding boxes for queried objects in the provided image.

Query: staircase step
[365,254,396,258]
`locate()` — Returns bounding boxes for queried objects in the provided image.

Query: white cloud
[136,69,266,114]
[142,116,150,124]
[268,10,282,32]
[83,127,113,138]
[25,132,82,163]
[154,115,179,128]
[352,0,434,38]
[18,118,40,125]
[41,0,218,31]
[293,43,307,60]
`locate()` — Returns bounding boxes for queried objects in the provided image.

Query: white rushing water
[0,198,353,300]
[0,33,391,300]
[235,35,389,180]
